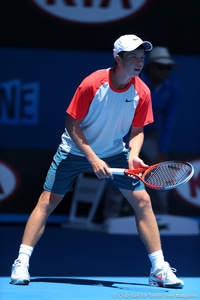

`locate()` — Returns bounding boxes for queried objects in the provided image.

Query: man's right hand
[90,158,113,179]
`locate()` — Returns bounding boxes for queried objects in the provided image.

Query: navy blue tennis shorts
[43,147,145,194]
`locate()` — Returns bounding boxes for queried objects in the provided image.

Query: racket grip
[109,168,126,175]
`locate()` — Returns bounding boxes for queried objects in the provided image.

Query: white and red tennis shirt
[60,68,153,158]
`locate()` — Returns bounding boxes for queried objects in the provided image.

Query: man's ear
[115,54,122,65]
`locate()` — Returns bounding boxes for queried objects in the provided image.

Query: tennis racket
[109,161,194,190]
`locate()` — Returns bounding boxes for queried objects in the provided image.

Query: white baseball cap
[113,34,153,59]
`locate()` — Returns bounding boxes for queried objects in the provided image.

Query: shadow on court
[31,277,150,288]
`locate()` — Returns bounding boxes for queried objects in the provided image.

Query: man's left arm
[128,125,148,169]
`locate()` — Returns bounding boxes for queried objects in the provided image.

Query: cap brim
[149,58,178,68]
[142,41,153,52]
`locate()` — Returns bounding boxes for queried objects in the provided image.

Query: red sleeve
[132,78,154,127]
[66,69,108,121]
[66,82,93,121]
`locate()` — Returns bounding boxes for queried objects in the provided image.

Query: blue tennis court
[0,224,199,299]
[1,276,200,300]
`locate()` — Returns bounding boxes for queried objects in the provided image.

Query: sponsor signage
[0,161,19,202]
[175,159,200,209]
[30,0,151,24]
[0,79,40,125]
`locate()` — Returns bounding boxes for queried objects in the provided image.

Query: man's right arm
[65,114,113,179]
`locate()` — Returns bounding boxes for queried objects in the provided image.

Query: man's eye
[130,56,144,59]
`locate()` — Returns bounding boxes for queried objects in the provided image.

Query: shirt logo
[125,99,133,102]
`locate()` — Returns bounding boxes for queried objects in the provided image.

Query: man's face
[120,48,145,77]
[149,63,171,82]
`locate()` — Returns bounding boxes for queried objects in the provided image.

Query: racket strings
[144,162,191,188]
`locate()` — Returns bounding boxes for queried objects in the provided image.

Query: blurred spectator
[140,46,179,213]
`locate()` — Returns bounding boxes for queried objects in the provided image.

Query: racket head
[142,161,194,190]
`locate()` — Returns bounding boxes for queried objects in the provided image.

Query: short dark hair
[115,45,145,64]
[118,51,125,59]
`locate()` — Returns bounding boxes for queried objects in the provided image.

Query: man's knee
[37,191,64,213]
[134,190,152,210]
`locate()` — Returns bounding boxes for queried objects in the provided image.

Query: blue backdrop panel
[0,47,113,149]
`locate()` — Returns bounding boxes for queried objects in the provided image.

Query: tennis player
[11,34,183,288]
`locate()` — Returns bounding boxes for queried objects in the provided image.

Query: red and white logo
[175,159,200,209]
[30,0,152,24]
[0,161,19,202]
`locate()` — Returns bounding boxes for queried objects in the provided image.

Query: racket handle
[109,168,126,175]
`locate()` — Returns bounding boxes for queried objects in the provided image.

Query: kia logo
[175,159,200,209]
[30,0,152,24]
[0,161,19,202]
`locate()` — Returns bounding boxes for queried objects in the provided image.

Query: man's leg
[21,191,64,247]
[120,188,184,288]
[141,133,169,214]
[10,190,64,285]
[120,188,161,254]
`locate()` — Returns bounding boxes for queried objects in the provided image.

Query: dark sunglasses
[154,63,171,71]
